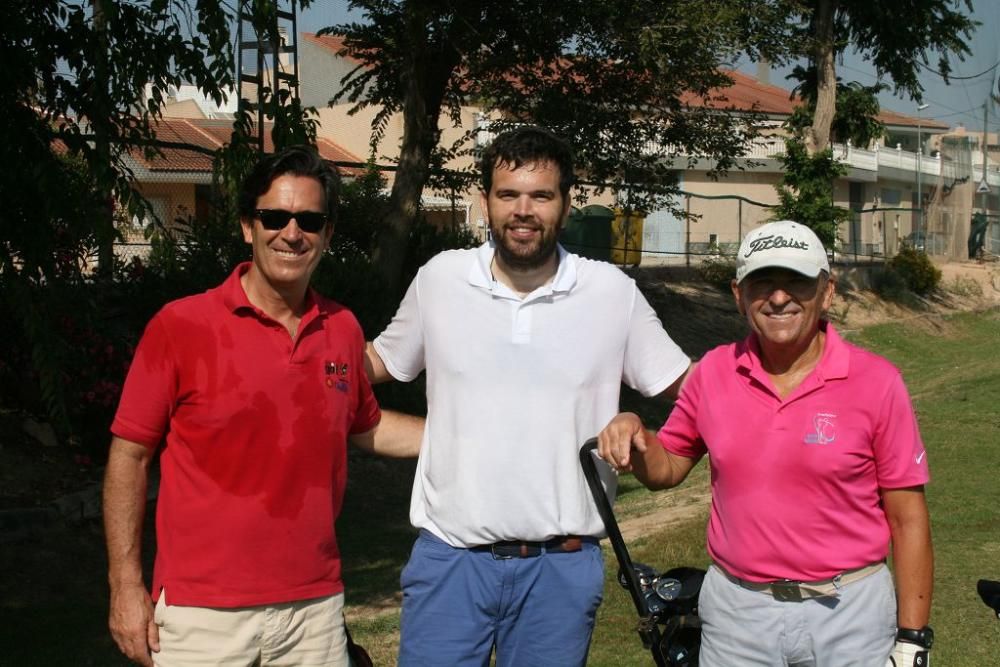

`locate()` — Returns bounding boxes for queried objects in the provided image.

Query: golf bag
[978,579,1000,619]
[579,438,705,667]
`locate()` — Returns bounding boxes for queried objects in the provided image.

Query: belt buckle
[490,543,515,560]
[771,579,803,602]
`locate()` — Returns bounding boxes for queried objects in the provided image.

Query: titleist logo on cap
[744,234,809,257]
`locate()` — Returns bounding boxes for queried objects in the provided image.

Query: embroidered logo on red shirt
[325,361,350,392]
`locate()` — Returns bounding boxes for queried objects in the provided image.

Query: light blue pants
[398,530,604,667]
[698,564,897,666]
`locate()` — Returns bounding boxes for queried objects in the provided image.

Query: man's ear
[322,222,334,249]
[479,189,490,224]
[821,275,837,312]
[730,279,745,316]
[240,217,253,244]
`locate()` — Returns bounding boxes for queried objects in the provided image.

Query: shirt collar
[737,320,850,382]
[221,262,255,312]
[220,261,321,320]
[468,240,578,296]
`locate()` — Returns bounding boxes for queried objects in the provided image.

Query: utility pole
[916,103,928,238]
[981,100,990,211]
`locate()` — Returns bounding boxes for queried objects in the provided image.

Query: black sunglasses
[254,209,329,233]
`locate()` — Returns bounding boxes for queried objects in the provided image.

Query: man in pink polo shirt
[600,220,934,667]
[103,146,421,666]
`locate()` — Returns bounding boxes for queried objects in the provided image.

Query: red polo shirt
[112,263,380,607]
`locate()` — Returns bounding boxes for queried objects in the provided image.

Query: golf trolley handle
[579,437,651,620]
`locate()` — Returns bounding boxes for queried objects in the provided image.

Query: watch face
[898,626,934,649]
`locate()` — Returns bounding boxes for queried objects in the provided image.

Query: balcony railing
[474,115,1000,186]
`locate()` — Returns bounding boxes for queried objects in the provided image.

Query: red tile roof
[303,32,947,131]
[688,69,798,115]
[689,69,947,129]
[301,32,367,65]
[129,117,364,175]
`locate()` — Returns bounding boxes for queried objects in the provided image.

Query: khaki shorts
[153,589,349,666]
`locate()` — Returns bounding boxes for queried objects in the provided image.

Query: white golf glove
[886,640,930,667]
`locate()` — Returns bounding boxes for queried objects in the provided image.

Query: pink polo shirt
[112,263,380,607]
[658,323,928,582]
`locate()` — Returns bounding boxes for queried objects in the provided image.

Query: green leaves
[772,138,850,247]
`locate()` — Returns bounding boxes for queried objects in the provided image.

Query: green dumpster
[560,205,613,261]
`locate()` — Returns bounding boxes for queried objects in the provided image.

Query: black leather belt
[471,535,594,559]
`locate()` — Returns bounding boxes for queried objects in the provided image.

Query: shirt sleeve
[372,271,426,382]
[110,313,178,449]
[622,285,691,397]
[872,371,930,489]
[657,361,708,460]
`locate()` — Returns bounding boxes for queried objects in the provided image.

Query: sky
[757,0,1000,132]
[297,0,1000,132]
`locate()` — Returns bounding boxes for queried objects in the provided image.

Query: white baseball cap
[735,220,830,284]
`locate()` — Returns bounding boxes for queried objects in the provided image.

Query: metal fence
[114,143,998,270]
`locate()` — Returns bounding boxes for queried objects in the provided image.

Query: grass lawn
[850,311,1000,666]
[589,310,1000,665]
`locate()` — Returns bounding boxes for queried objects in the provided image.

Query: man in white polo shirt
[365,126,691,666]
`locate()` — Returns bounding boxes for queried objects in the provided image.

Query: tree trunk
[371,11,459,298]
[373,97,438,298]
[807,0,838,155]
[91,0,116,278]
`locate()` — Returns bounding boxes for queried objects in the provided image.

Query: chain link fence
[111,147,999,270]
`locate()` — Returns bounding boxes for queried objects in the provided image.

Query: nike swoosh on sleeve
[916,451,926,464]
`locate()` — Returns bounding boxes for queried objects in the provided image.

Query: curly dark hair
[479,125,574,199]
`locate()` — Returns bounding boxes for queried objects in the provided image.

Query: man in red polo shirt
[103,146,421,666]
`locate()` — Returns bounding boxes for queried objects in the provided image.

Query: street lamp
[916,103,929,239]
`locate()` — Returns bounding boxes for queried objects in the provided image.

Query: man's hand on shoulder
[108,581,158,667]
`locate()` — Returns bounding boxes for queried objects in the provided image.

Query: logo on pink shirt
[804,412,837,445]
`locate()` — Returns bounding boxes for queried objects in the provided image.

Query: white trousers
[698,564,896,667]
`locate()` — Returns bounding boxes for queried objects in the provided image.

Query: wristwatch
[896,626,934,649]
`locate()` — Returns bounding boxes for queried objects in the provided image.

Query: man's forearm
[103,438,152,587]
[631,431,693,490]
[884,488,934,628]
[891,520,934,628]
[351,410,425,458]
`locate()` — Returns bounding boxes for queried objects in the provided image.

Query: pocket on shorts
[400,532,456,591]
[153,588,167,628]
[877,567,898,635]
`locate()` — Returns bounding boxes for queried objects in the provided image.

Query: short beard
[492,224,561,271]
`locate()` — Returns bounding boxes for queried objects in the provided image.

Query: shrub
[887,244,942,295]
[697,256,737,290]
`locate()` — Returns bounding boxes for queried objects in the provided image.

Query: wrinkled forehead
[492,157,561,178]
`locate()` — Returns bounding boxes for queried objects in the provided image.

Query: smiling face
[482,159,570,273]
[732,267,835,352]
[240,174,332,296]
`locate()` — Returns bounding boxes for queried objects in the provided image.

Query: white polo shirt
[374,242,690,547]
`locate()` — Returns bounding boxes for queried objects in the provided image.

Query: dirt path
[618,487,712,542]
